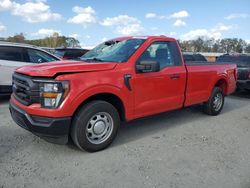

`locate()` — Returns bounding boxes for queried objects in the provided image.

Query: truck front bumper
[9,101,71,144]
[237,80,250,90]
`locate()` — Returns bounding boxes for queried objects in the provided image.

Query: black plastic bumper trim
[9,101,72,144]
[237,80,250,90]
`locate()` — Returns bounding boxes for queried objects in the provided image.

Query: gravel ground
[0,92,250,188]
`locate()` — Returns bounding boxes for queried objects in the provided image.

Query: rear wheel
[203,87,224,116]
[71,101,120,152]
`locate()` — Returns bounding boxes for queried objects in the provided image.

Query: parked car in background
[54,48,89,60]
[217,54,250,91]
[0,42,60,95]
[9,36,236,152]
[41,47,56,54]
[182,52,207,62]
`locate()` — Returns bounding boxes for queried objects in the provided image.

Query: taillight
[248,71,250,79]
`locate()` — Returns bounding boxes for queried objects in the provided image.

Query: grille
[13,73,40,105]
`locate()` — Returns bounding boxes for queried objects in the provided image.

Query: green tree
[218,38,246,53]
[7,33,25,43]
[234,39,246,53]
[191,37,204,52]
[24,32,80,48]
[66,37,80,48]
[178,40,191,52]
[245,44,250,53]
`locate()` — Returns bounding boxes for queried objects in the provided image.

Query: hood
[16,60,117,77]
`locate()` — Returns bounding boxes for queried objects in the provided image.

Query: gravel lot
[0,92,250,188]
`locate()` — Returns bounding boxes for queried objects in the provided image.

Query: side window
[0,46,23,62]
[26,49,58,63]
[138,41,182,69]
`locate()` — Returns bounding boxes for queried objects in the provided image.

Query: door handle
[170,74,180,79]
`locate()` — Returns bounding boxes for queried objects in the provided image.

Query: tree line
[178,37,250,53]
[1,32,81,48]
[1,32,250,53]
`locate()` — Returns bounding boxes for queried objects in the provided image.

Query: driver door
[133,41,186,118]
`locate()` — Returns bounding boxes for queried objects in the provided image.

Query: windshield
[81,39,145,62]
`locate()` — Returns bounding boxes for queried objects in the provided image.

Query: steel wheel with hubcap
[71,101,120,152]
[213,93,223,112]
[86,112,114,145]
[204,87,224,116]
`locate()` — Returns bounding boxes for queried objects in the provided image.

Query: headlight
[39,81,70,108]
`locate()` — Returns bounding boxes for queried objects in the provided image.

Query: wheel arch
[214,78,228,95]
[71,86,128,122]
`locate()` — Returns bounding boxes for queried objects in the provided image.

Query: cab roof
[110,35,176,42]
[0,41,39,48]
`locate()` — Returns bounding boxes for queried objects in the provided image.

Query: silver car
[0,42,60,95]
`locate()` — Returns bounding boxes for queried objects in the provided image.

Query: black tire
[203,87,224,116]
[71,100,120,152]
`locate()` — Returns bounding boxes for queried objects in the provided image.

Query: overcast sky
[0,0,249,48]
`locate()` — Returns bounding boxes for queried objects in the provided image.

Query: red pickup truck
[9,36,237,152]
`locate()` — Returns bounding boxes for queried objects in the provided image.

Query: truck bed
[184,62,237,106]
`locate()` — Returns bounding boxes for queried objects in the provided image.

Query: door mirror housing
[136,61,160,73]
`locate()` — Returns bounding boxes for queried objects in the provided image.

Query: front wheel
[71,101,120,152]
[203,87,224,116]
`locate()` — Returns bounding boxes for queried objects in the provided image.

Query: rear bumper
[9,101,71,144]
[237,80,250,90]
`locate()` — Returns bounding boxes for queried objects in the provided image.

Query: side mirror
[136,61,160,73]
